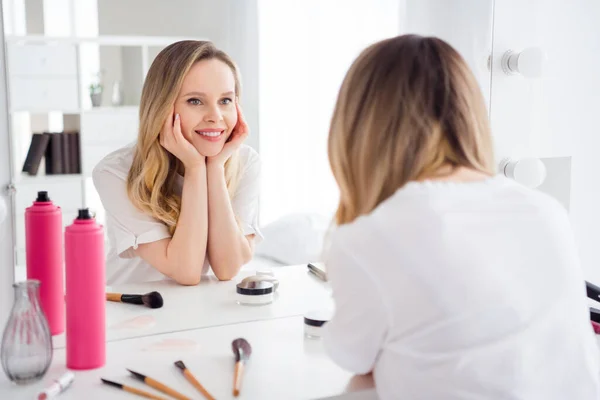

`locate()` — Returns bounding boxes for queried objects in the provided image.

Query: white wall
[257,0,401,225]
[226,0,259,152]
[24,0,42,34]
[490,0,600,283]
[97,0,228,45]
[403,0,600,283]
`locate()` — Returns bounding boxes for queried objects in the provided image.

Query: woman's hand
[160,111,205,169]
[207,101,249,167]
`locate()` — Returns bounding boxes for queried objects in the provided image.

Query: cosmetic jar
[240,274,279,291]
[303,309,332,339]
[236,281,274,306]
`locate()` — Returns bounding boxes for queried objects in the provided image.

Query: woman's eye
[220,98,233,105]
[187,98,202,106]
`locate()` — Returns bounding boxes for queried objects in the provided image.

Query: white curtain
[257,0,401,225]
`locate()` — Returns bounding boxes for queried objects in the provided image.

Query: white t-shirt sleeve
[323,230,390,374]
[232,146,263,242]
[92,166,171,259]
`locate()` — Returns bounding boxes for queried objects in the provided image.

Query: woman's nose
[203,104,223,122]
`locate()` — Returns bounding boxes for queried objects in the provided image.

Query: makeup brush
[106,291,163,308]
[100,378,168,400]
[127,369,191,400]
[174,360,216,400]
[231,338,252,397]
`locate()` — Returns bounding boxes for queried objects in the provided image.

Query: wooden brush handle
[124,385,168,400]
[183,369,216,400]
[106,293,122,302]
[146,377,191,400]
[233,361,244,397]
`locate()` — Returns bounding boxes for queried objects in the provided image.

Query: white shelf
[5,35,208,46]
[14,173,85,185]
[81,105,138,113]
[6,33,171,266]
[10,108,82,114]
[10,106,139,114]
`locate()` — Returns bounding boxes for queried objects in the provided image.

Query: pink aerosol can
[25,191,65,335]
[64,208,105,370]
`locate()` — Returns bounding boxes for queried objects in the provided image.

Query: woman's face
[174,59,238,157]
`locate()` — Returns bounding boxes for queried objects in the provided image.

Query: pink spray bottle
[64,208,105,369]
[25,190,65,335]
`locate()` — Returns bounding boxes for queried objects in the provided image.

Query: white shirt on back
[92,143,262,285]
[323,175,600,400]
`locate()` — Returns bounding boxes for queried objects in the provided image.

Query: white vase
[111,81,123,106]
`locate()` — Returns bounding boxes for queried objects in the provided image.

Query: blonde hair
[328,34,495,225]
[127,41,242,234]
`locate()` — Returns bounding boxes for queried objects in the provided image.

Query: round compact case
[239,274,279,291]
[236,280,275,306]
[303,309,332,339]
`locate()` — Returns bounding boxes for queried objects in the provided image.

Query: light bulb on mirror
[499,157,547,188]
[501,47,546,78]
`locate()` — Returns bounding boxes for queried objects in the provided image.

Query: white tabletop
[52,265,333,349]
[5,262,600,399]
[2,264,378,399]
[1,316,377,400]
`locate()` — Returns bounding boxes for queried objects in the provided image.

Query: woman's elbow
[212,258,247,281]
[213,264,241,281]
[176,275,202,286]
[171,268,202,286]
[214,272,236,281]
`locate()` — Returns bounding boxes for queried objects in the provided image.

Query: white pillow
[254,213,333,266]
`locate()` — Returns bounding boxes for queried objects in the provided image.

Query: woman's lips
[196,130,224,142]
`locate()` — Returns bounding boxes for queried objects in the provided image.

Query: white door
[490,0,600,283]
[0,3,16,327]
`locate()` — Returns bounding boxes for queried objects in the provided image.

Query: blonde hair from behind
[127,41,242,235]
[328,34,495,225]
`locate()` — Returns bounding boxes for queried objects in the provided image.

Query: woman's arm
[135,164,208,285]
[206,163,254,280]
[323,234,389,374]
[205,102,253,280]
[134,113,209,285]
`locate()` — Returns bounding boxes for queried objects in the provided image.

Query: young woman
[323,34,599,399]
[93,41,262,285]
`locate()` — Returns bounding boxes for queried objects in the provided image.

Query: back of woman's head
[128,41,242,234]
[328,34,494,225]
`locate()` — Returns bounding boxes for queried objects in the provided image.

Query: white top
[322,176,600,400]
[92,143,263,285]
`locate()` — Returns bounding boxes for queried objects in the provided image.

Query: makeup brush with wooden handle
[174,360,216,400]
[101,378,168,400]
[127,369,190,400]
[231,338,252,397]
[106,291,163,309]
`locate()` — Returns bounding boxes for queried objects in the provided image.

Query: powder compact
[236,273,280,306]
[303,309,333,339]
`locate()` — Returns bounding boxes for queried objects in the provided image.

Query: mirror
[4,0,600,286]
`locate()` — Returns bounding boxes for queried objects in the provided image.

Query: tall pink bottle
[64,208,105,369]
[25,190,65,335]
